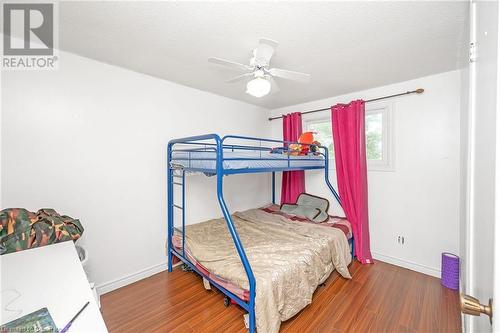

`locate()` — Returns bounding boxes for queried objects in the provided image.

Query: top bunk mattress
[171,150,324,172]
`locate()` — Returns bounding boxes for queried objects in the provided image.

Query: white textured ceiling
[58,1,468,109]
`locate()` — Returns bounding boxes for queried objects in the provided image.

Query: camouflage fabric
[0,208,84,255]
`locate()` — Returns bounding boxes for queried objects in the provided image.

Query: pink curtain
[281,112,305,205]
[331,100,373,264]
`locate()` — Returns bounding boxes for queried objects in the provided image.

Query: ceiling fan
[208,38,311,98]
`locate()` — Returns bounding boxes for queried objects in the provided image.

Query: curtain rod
[268,88,425,121]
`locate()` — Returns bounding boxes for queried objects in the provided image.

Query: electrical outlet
[397,235,405,245]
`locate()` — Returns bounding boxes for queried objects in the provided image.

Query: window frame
[304,101,394,172]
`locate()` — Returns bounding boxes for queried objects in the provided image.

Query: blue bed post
[167,143,174,272]
[323,146,341,206]
[271,171,276,205]
[216,136,257,333]
[322,146,355,259]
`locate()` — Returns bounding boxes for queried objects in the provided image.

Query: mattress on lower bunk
[172,206,352,333]
[173,206,352,301]
[170,150,324,171]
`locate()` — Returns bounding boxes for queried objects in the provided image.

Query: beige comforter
[183,208,352,333]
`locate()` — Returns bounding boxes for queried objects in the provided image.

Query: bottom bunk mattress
[172,206,352,333]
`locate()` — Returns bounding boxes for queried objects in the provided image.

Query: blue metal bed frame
[167,134,352,333]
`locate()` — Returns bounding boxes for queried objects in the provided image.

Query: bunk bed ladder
[167,155,187,272]
[172,171,186,256]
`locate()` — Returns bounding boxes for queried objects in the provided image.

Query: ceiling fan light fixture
[246,77,271,98]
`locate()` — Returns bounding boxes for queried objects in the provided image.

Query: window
[307,121,334,156]
[365,112,383,160]
[305,103,394,171]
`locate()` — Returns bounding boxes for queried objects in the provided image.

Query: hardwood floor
[101,260,461,332]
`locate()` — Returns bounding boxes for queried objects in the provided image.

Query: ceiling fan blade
[260,38,279,49]
[254,38,278,65]
[269,68,311,83]
[208,57,251,71]
[226,73,254,83]
[269,77,280,95]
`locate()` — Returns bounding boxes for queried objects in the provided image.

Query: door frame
[465,1,499,331]
[464,2,476,332]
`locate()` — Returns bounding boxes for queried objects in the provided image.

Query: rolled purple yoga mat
[441,252,460,290]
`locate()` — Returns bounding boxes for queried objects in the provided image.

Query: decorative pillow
[280,204,321,221]
[280,193,330,222]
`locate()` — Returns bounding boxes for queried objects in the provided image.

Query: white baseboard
[97,254,440,296]
[96,261,181,295]
[372,252,441,278]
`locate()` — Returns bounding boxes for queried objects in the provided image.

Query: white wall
[270,70,462,277]
[459,66,470,292]
[1,51,271,293]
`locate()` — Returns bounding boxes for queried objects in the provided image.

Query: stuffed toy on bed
[290,131,315,156]
[280,193,330,222]
[271,132,321,156]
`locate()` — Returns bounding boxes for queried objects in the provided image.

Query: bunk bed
[167,134,354,333]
